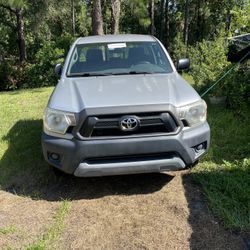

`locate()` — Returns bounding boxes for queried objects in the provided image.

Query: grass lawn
[0,87,249,231]
[0,87,55,191]
[191,104,250,230]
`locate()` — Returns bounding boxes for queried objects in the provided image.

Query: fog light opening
[194,142,206,153]
[48,152,60,161]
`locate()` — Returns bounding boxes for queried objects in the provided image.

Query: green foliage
[188,37,231,94]
[0,0,27,9]
[171,34,249,110]
[22,41,64,88]
[77,1,91,36]
[170,33,188,62]
[230,4,250,35]
[0,60,22,91]
[120,0,151,34]
[224,63,250,111]
[171,34,230,92]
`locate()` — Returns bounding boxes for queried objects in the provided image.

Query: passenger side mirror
[176,58,190,72]
[54,63,62,76]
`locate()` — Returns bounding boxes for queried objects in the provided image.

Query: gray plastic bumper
[74,156,186,177]
[41,122,210,177]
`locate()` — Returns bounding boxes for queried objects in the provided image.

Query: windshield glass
[67,41,173,76]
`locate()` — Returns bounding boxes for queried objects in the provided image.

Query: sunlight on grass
[192,105,250,230]
[0,87,53,188]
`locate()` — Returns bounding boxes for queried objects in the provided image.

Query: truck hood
[48,72,201,113]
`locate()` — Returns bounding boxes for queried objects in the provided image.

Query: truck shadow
[0,119,174,201]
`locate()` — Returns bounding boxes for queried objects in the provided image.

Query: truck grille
[79,112,179,138]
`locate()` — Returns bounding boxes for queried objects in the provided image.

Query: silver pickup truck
[41,34,210,177]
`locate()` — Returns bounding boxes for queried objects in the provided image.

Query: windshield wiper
[69,72,112,77]
[129,71,153,74]
[111,71,153,75]
[69,71,156,77]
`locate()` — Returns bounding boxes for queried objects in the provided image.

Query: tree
[0,0,26,64]
[111,0,120,34]
[159,0,166,40]
[120,0,150,34]
[71,0,76,36]
[149,0,155,35]
[165,0,170,48]
[183,0,189,46]
[92,0,104,35]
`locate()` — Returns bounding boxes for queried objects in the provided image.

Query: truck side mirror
[176,58,190,72]
[55,63,62,76]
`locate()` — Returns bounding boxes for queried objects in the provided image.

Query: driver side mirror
[176,58,190,72]
[55,63,62,76]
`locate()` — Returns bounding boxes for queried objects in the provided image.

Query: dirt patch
[0,171,248,249]
[56,172,246,250]
[0,191,59,249]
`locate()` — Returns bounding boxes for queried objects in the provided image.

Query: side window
[68,48,78,72]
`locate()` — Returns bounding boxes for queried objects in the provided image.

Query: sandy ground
[0,171,249,249]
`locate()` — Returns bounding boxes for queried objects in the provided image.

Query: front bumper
[41,122,210,177]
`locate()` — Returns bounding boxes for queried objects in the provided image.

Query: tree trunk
[71,0,75,36]
[111,0,120,34]
[92,0,104,35]
[225,8,231,37]
[150,0,155,35]
[183,0,189,46]
[160,0,166,41]
[165,0,169,48]
[196,0,202,42]
[16,9,26,64]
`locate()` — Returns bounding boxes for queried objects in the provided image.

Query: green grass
[25,200,70,250]
[0,87,53,189]
[0,87,249,231]
[0,225,16,235]
[191,104,250,230]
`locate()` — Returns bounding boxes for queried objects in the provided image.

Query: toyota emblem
[120,116,139,131]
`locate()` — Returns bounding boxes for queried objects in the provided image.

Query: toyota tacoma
[42,34,210,177]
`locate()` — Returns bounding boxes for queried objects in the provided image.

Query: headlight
[43,108,76,135]
[177,99,207,127]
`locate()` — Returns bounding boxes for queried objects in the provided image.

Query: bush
[171,35,231,93]
[188,37,231,94]
[171,36,249,110]
[170,33,188,62]
[0,37,71,91]
[22,41,64,88]
[224,62,250,112]
[0,60,23,91]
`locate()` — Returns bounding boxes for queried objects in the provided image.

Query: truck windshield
[67,41,173,76]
